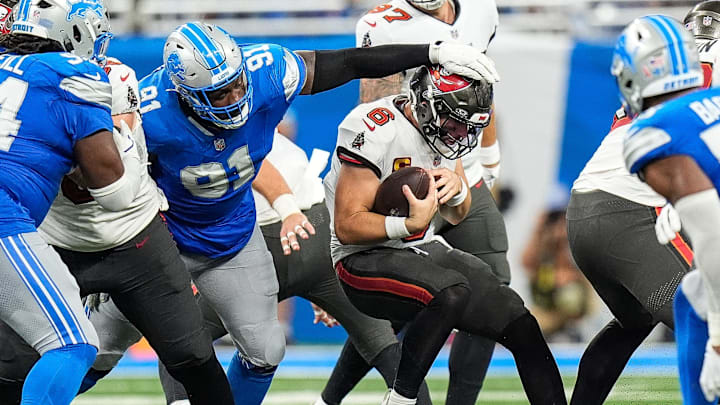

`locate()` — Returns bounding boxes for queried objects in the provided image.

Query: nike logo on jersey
[120,73,130,82]
[83,72,102,80]
[363,119,376,131]
[364,20,377,27]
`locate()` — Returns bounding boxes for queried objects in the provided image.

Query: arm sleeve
[310,44,430,94]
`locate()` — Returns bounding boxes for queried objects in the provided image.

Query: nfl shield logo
[450,29,459,39]
[433,155,442,167]
[213,138,226,151]
[704,16,713,26]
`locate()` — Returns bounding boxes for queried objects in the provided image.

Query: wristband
[272,193,301,221]
[428,40,443,64]
[446,179,468,207]
[385,216,411,240]
[478,140,500,166]
[709,312,720,347]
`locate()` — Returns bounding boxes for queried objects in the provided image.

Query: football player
[324,65,566,405]
[137,21,500,405]
[567,6,720,404]
[616,12,720,405]
[0,58,238,404]
[319,1,507,404]
[0,0,135,403]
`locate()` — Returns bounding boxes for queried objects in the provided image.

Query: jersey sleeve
[55,61,113,144]
[335,110,389,178]
[261,44,307,105]
[623,125,673,174]
[104,58,140,115]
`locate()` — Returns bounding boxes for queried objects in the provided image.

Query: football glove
[655,203,681,245]
[429,41,500,83]
[701,341,720,402]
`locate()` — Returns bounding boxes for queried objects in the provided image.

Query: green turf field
[71,375,682,404]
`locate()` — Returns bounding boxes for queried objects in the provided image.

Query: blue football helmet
[163,22,252,129]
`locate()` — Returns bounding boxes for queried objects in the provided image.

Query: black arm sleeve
[310,44,431,94]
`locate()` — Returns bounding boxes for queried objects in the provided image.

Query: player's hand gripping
[403,174,438,234]
[429,41,500,83]
[280,213,316,256]
[701,341,720,402]
[311,303,339,328]
[655,203,681,245]
[429,168,464,205]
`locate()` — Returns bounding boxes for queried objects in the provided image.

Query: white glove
[428,41,500,83]
[655,203,681,245]
[701,341,720,402]
[482,164,500,190]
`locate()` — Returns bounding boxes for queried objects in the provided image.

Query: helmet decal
[166,52,187,82]
[430,67,472,93]
[66,0,105,22]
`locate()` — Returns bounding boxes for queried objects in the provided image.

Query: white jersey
[254,133,329,226]
[324,96,456,264]
[39,59,168,252]
[355,0,498,186]
[697,38,720,87]
[572,111,666,207]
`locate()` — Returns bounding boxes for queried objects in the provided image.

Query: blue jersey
[139,43,306,257]
[625,87,720,192]
[0,52,112,237]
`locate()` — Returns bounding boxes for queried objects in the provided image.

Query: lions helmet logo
[166,52,187,82]
[66,0,105,22]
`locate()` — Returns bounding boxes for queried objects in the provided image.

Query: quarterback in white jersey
[324,66,567,405]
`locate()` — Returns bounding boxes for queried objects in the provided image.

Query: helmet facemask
[164,22,252,130]
[410,66,493,160]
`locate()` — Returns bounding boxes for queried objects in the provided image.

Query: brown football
[372,166,430,217]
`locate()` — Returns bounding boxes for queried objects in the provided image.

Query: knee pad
[233,320,286,367]
[55,343,98,370]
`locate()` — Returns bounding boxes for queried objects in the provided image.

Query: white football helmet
[407,0,445,11]
[612,15,703,115]
[163,22,251,129]
[11,0,112,61]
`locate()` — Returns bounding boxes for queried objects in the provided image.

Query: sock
[675,288,714,405]
[498,312,566,405]
[227,351,276,405]
[382,389,417,405]
[0,378,23,405]
[77,368,111,394]
[446,331,495,405]
[570,319,652,405]
[21,343,96,405]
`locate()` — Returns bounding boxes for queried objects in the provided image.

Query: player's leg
[0,320,40,405]
[61,216,233,404]
[187,224,284,405]
[79,295,143,393]
[566,191,691,405]
[0,232,98,405]
[418,241,566,405]
[675,271,715,405]
[438,181,510,405]
[338,246,471,403]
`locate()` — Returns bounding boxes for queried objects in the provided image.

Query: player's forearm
[334,212,391,245]
[253,160,293,204]
[359,74,404,103]
[674,190,720,345]
[439,195,471,225]
[300,44,429,95]
[480,104,497,148]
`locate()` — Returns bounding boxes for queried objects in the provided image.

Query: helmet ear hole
[624,79,633,90]
[72,25,82,42]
